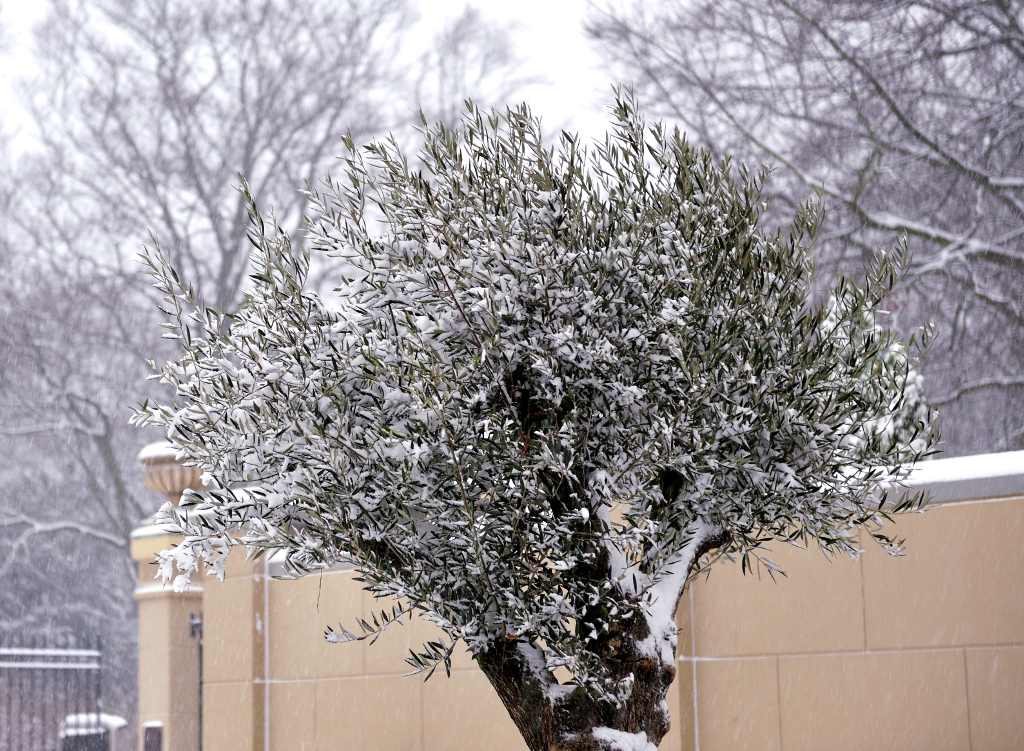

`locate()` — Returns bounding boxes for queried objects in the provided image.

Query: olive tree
[135,95,935,750]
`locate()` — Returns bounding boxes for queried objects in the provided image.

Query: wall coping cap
[133,582,202,600]
[129,447,1023,546]
[907,450,1024,504]
[61,713,128,733]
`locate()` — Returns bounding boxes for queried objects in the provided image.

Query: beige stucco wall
[678,493,1024,751]
[133,445,206,751]
[202,560,528,751]
[192,493,1024,751]
[134,438,1024,751]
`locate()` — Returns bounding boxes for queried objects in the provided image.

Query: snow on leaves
[134,93,936,710]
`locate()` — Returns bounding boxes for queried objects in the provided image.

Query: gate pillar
[131,443,204,751]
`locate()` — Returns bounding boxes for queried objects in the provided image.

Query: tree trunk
[476,531,729,750]
[477,615,674,750]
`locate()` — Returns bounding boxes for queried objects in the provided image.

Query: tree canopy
[136,94,936,750]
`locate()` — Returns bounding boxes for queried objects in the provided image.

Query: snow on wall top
[61,713,128,736]
[906,450,1024,504]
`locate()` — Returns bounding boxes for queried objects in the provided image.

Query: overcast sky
[0,1,614,154]
[0,0,45,151]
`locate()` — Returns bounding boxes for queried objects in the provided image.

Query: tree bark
[477,530,730,750]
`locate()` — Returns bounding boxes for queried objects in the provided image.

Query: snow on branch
[134,92,937,716]
[0,513,125,549]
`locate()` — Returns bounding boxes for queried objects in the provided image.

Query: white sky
[448,0,614,138]
[0,0,614,154]
[0,0,46,151]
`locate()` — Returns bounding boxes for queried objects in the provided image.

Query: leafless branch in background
[22,0,409,309]
[415,5,536,129]
[588,0,1024,454]
[0,0,528,720]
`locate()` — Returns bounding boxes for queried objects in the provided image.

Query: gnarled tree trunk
[477,531,729,751]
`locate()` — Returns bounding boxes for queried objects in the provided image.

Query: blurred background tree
[415,5,534,128]
[589,0,1024,455]
[0,0,527,722]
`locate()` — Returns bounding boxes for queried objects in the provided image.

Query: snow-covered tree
[135,94,936,751]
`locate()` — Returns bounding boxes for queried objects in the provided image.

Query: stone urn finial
[137,441,203,504]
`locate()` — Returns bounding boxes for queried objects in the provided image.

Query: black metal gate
[0,634,112,750]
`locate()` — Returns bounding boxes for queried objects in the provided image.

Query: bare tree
[21,0,409,309]
[2,0,409,621]
[0,0,525,722]
[415,5,534,129]
[0,238,148,716]
[588,0,1024,454]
